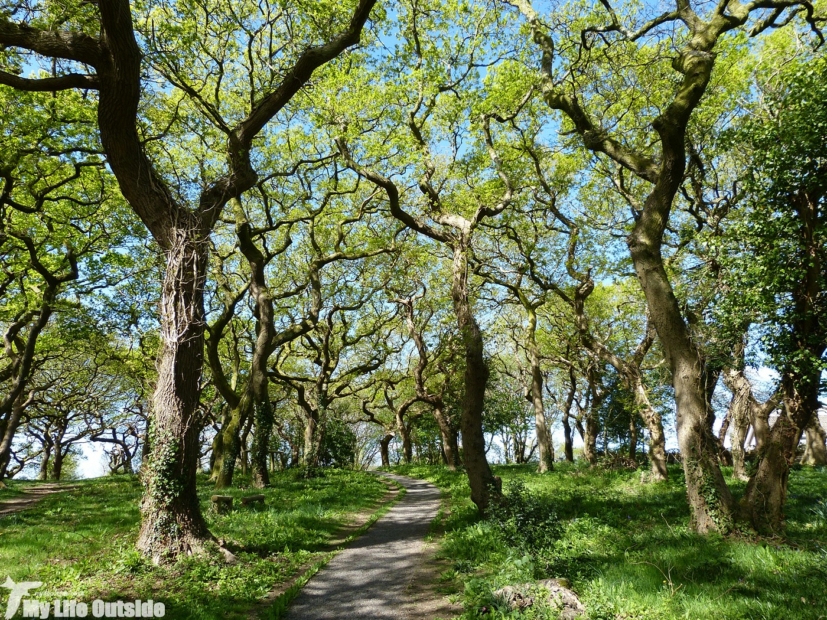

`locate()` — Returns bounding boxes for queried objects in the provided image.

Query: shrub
[487,480,561,553]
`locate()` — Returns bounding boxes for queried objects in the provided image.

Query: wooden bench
[240,494,265,507]
[211,495,233,514]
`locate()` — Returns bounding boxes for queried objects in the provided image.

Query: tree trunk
[396,414,413,464]
[122,447,135,475]
[562,412,574,462]
[801,415,827,466]
[136,233,213,562]
[52,448,64,481]
[39,437,53,481]
[379,433,393,468]
[0,393,31,482]
[527,308,554,473]
[239,413,253,475]
[631,378,668,481]
[213,402,247,489]
[723,368,754,481]
[251,398,274,487]
[238,217,281,488]
[451,243,499,512]
[303,411,322,469]
[628,194,734,532]
[743,373,820,533]
[562,369,576,463]
[433,408,459,470]
[582,413,598,465]
[629,417,638,459]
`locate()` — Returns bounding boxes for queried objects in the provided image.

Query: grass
[0,469,390,619]
[0,478,36,497]
[392,462,827,620]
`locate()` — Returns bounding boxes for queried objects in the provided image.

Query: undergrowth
[394,462,827,620]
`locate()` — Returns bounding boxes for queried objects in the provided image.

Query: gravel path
[285,472,443,620]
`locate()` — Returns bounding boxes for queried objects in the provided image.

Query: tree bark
[631,376,668,481]
[743,369,822,533]
[625,107,734,532]
[52,448,64,482]
[562,413,574,462]
[303,410,322,470]
[135,232,213,561]
[379,433,393,467]
[434,408,460,470]
[582,413,599,465]
[742,186,824,533]
[239,413,253,475]
[251,398,274,487]
[452,243,500,511]
[801,415,827,466]
[562,368,576,462]
[0,392,33,481]
[213,402,247,488]
[526,308,554,472]
[397,420,413,464]
[39,436,53,481]
[723,368,758,481]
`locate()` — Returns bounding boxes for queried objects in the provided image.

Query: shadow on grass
[0,469,390,620]
[396,462,827,620]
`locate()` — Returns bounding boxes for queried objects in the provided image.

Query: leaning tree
[0,0,378,560]
[507,0,825,533]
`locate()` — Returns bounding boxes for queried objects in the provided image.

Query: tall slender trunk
[52,448,64,482]
[629,417,638,459]
[214,401,248,488]
[303,411,322,469]
[527,308,554,473]
[379,434,393,467]
[238,218,280,488]
[631,377,668,481]
[0,393,32,482]
[398,421,413,464]
[433,408,459,470]
[628,205,734,533]
[251,398,274,486]
[451,243,499,511]
[723,368,755,481]
[136,232,213,561]
[562,413,574,462]
[39,436,53,481]
[562,369,576,463]
[583,414,599,465]
[801,415,827,466]
[239,413,253,475]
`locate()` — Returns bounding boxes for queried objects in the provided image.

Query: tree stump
[240,494,265,507]
[211,495,233,514]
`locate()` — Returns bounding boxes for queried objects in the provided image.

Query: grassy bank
[0,469,389,619]
[393,463,827,620]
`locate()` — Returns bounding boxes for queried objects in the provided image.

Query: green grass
[0,478,37,497]
[0,469,389,619]
[393,462,827,620]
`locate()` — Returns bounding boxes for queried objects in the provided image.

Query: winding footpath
[0,483,78,518]
[285,473,447,620]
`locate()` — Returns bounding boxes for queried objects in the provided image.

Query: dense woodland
[0,0,825,573]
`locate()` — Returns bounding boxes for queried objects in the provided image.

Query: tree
[717,56,827,532]
[507,0,825,533]
[0,0,378,559]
